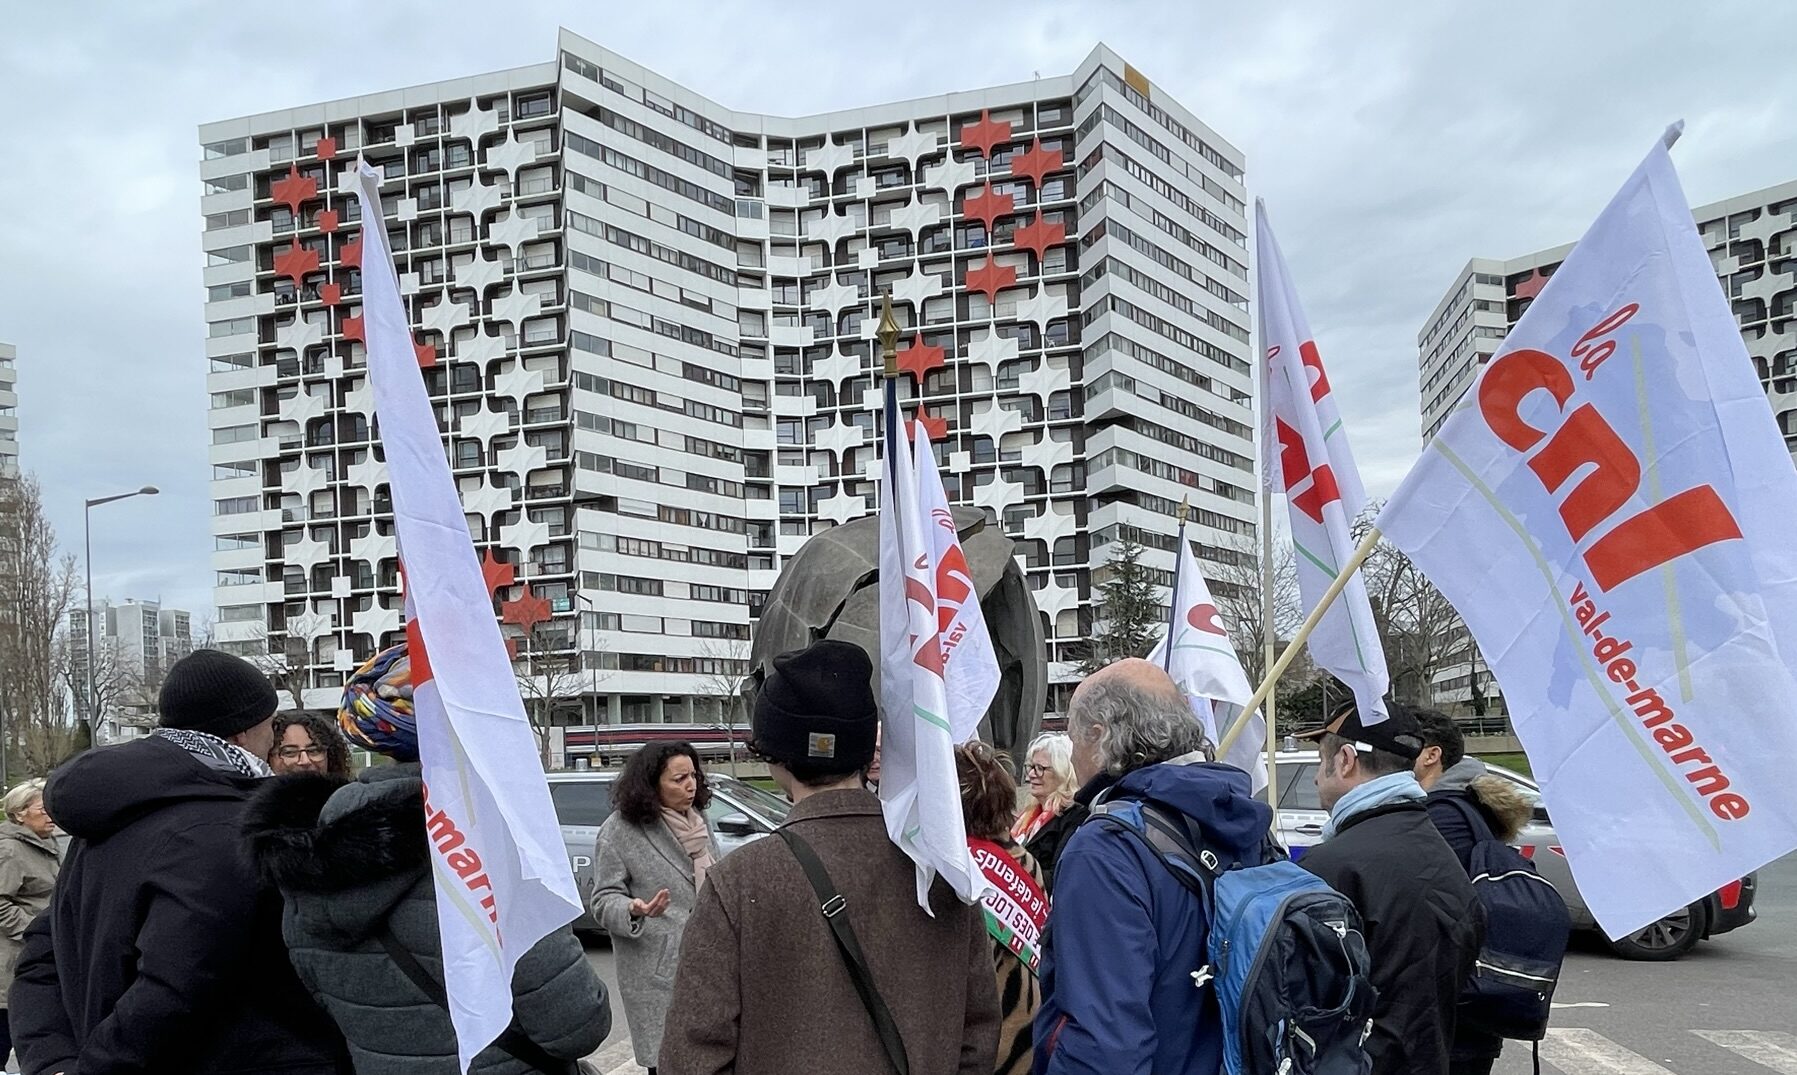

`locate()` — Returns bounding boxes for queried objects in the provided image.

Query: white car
[1269,749,1758,960]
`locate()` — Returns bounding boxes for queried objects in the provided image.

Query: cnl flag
[1376,132,1797,937]
[1146,540,1265,787]
[1256,201,1390,724]
[879,414,994,909]
[351,161,582,1069]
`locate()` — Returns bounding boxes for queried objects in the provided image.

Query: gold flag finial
[1177,495,1191,526]
[878,292,901,379]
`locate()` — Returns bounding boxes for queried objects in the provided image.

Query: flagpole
[1218,526,1382,755]
[1163,496,1189,673]
[878,291,902,506]
[1261,488,1278,809]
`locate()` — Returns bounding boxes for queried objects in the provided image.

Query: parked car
[1269,749,1757,960]
[546,768,792,934]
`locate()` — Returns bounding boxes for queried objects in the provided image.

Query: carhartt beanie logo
[158,650,280,739]
[752,640,877,772]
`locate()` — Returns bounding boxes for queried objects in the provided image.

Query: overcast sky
[4,1,1794,622]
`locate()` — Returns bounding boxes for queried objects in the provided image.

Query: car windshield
[711,775,793,824]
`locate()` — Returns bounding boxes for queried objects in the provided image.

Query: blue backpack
[1440,796,1570,1042]
[1092,795,1378,1075]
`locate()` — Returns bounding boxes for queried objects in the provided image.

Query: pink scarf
[662,807,715,889]
[1011,802,1057,843]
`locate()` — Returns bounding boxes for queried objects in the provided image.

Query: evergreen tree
[1079,537,1163,674]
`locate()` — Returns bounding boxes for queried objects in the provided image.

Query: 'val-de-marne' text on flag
[879,420,996,909]
[1256,201,1391,725]
[1376,134,1797,937]
[351,161,582,1070]
[1146,541,1265,788]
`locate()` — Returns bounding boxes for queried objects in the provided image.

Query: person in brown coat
[659,639,1000,1075]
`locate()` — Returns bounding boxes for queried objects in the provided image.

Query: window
[206,245,251,267]
[214,496,257,515]
[208,317,253,338]
[218,604,263,622]
[517,92,553,119]
[549,782,613,827]
[205,209,250,231]
[211,352,253,373]
[210,389,254,410]
[212,425,257,445]
[203,138,248,160]
[207,281,253,303]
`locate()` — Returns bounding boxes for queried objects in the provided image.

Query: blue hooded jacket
[1033,759,1272,1075]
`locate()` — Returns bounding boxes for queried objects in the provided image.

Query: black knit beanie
[751,640,878,774]
[158,650,280,739]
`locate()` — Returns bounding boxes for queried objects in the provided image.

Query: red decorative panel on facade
[315,135,337,161]
[415,341,439,368]
[1512,270,1548,300]
[1013,211,1067,262]
[480,548,517,597]
[962,183,1015,231]
[959,110,1013,158]
[274,240,320,285]
[908,414,949,442]
[966,255,1017,302]
[272,164,319,215]
[317,208,340,234]
[897,335,947,382]
[403,617,433,686]
[340,236,363,269]
[1009,138,1064,191]
[318,282,342,307]
[341,313,365,343]
[502,584,552,632]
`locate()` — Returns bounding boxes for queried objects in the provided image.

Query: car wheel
[1607,901,1708,961]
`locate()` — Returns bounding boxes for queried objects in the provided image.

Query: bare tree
[0,475,85,775]
[695,639,751,775]
[512,618,589,770]
[1205,534,1302,686]
[249,611,333,712]
[1355,506,1468,707]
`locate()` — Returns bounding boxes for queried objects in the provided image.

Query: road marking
[1553,1002,1612,1009]
[1541,1028,1676,1075]
[1693,1030,1797,1075]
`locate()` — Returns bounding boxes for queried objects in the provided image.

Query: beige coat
[659,789,1000,1075]
[590,810,718,1069]
[0,820,61,1002]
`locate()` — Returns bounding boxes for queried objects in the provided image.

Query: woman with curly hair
[267,711,352,778]
[590,742,718,1075]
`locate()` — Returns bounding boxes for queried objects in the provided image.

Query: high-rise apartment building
[1419,177,1797,709]
[0,342,17,479]
[1419,178,1797,444]
[199,31,1256,734]
[68,598,195,741]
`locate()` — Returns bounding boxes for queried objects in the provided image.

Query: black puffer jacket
[8,734,351,1075]
[245,765,610,1074]
[1021,802,1088,893]
[1300,800,1486,1075]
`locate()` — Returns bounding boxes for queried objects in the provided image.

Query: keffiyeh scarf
[154,727,274,779]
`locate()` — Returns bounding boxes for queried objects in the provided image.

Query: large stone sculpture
[750,506,1047,766]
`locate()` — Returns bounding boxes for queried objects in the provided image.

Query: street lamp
[84,485,158,745]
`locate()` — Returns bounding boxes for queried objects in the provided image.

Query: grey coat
[246,767,611,1075]
[0,820,60,1002]
[589,810,718,1069]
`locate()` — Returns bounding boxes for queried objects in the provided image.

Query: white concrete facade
[68,598,195,740]
[199,34,1256,727]
[1419,178,1797,708]
[0,342,17,479]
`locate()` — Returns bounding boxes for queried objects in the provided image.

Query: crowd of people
[0,638,1526,1075]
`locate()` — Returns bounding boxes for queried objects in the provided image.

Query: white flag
[879,417,993,909]
[1256,200,1390,724]
[914,435,1001,743]
[351,161,581,1069]
[1146,538,1265,788]
[1376,133,1797,937]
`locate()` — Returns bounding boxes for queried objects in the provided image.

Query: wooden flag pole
[1217,525,1383,756]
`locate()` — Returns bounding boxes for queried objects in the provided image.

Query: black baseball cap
[1296,698,1424,760]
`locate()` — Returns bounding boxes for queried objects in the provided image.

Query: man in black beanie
[660,639,999,1075]
[9,650,350,1074]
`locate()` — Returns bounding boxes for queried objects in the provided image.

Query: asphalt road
[583,851,1797,1075]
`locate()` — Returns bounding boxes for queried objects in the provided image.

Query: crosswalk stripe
[1541,1028,1677,1075]
[1692,1030,1797,1075]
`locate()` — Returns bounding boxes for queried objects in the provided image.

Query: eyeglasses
[1025,764,1050,776]
[276,746,329,761]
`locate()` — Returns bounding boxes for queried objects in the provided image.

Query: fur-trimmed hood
[1465,773,1534,842]
[244,764,428,899]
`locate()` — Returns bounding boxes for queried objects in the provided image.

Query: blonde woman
[1009,731,1086,891]
[0,779,61,1063]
